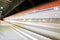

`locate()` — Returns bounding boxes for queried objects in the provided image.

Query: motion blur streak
[0,0,60,40]
[0,20,52,40]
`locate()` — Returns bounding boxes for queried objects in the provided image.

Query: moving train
[0,0,60,40]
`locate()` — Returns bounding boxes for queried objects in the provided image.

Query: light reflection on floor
[0,20,60,40]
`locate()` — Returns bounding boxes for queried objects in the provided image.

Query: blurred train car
[0,0,60,40]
